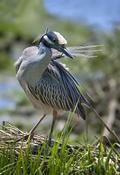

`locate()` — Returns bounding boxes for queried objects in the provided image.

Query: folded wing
[32,60,91,119]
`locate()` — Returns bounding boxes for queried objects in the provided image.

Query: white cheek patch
[43,35,54,45]
[54,31,67,45]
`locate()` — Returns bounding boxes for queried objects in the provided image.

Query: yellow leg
[17,114,46,142]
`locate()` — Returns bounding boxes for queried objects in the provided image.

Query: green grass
[0,139,119,175]
[0,119,120,175]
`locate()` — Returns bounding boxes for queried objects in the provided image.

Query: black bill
[53,45,73,59]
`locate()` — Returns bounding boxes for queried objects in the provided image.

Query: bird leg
[17,114,46,142]
[47,110,57,146]
[27,114,46,139]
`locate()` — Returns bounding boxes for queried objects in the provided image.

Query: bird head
[40,31,73,58]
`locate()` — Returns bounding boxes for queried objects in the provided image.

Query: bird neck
[27,43,52,85]
[38,42,52,70]
[38,42,51,54]
[17,43,52,86]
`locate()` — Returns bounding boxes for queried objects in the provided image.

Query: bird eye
[52,38,56,43]
[61,44,65,48]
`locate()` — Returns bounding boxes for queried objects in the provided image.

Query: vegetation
[0,122,120,175]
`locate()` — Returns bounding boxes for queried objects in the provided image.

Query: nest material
[0,121,80,155]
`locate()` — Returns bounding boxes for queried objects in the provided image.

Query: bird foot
[16,132,34,143]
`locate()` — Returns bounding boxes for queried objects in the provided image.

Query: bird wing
[29,60,90,119]
[52,45,103,60]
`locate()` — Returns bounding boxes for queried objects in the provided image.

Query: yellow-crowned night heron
[15,30,98,144]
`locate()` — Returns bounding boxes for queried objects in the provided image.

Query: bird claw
[16,132,34,143]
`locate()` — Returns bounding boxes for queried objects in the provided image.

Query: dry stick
[92,107,120,144]
[103,99,117,137]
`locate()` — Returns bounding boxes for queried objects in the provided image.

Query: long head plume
[32,27,49,44]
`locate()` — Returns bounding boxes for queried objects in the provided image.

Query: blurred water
[0,75,20,110]
[44,0,120,30]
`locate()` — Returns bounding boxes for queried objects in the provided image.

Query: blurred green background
[0,0,120,143]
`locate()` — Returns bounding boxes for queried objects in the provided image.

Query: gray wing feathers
[52,61,90,119]
[28,63,72,111]
[28,60,90,119]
